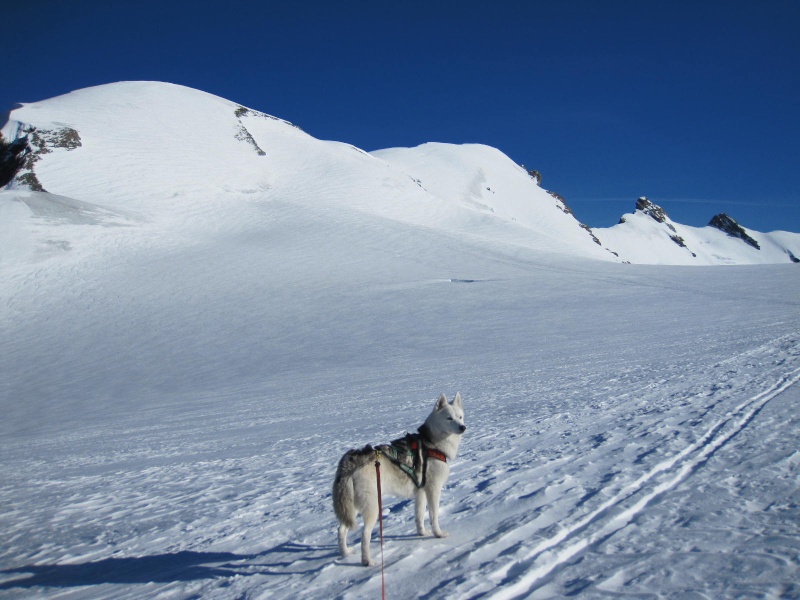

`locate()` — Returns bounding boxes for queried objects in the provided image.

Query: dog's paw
[361,558,377,567]
[433,530,449,538]
[340,547,353,557]
[417,528,432,537]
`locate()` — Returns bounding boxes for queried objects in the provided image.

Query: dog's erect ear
[436,393,448,411]
[453,392,462,408]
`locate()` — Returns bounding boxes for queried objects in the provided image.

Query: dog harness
[376,431,447,489]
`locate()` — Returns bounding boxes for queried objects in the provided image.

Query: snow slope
[1,82,800,598]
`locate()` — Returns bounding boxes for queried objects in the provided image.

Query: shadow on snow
[0,542,339,590]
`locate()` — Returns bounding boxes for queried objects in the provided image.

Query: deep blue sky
[4,0,799,232]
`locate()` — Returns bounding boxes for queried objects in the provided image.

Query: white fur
[332,393,466,566]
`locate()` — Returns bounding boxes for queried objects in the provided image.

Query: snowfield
[1,82,799,598]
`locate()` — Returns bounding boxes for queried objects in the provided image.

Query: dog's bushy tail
[332,445,374,528]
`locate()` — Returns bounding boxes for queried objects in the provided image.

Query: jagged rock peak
[709,213,761,250]
[635,197,669,224]
[633,196,680,234]
[520,164,542,185]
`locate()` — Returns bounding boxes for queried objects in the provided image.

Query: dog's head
[432,392,466,435]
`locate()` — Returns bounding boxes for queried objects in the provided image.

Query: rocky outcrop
[518,164,601,246]
[234,106,266,156]
[636,197,675,231]
[3,125,83,192]
[546,190,602,245]
[579,222,602,246]
[548,190,572,215]
[708,213,760,250]
[627,197,696,256]
[0,132,29,187]
[525,167,542,185]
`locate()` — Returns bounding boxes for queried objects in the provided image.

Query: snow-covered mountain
[0,81,611,267]
[2,82,799,599]
[3,81,797,266]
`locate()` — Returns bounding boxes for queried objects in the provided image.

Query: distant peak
[630,197,682,236]
[635,197,670,224]
[708,213,761,250]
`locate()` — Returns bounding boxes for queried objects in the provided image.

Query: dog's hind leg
[360,503,378,566]
[333,457,360,558]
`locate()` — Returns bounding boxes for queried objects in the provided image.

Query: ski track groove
[475,366,800,600]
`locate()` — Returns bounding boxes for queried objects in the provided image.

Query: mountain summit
[1,82,798,265]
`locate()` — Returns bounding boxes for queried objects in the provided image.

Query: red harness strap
[425,447,448,463]
[408,439,448,463]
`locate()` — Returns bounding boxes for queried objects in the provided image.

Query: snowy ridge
[2,81,797,265]
[1,82,612,267]
[595,197,800,265]
[372,143,612,260]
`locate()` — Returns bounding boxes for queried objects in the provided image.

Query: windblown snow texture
[1,82,799,599]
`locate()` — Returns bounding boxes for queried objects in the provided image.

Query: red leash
[375,451,386,600]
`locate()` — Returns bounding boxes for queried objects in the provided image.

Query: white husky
[332,393,466,566]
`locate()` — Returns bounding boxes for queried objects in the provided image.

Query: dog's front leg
[415,488,430,536]
[426,485,448,538]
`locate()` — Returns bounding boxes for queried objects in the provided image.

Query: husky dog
[332,393,466,566]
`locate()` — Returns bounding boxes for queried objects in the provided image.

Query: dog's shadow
[0,542,339,590]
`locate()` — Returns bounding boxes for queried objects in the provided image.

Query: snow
[1,82,800,598]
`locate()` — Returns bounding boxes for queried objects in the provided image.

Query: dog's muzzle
[459,425,467,433]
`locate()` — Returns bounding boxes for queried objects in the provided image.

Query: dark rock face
[670,234,687,248]
[636,197,677,232]
[518,165,601,247]
[579,222,602,245]
[3,126,83,192]
[709,213,761,250]
[234,107,266,156]
[520,164,542,185]
[544,190,601,245]
[0,133,29,187]
[548,190,572,215]
[632,197,696,255]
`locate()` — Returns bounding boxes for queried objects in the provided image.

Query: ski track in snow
[480,367,800,600]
